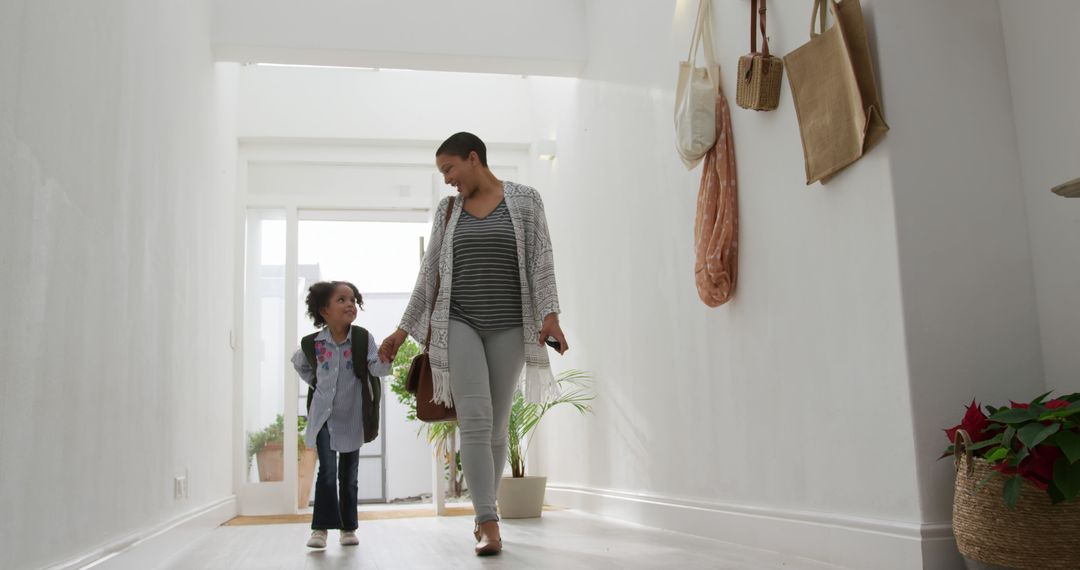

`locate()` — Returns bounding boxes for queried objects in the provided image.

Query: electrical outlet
[174,476,187,500]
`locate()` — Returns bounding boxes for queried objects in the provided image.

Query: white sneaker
[340,530,359,546]
[307,530,327,548]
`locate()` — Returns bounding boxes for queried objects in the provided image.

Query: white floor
[161,509,846,569]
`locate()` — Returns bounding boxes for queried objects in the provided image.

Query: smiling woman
[378,132,568,557]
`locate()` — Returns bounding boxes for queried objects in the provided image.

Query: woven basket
[736,54,783,111]
[953,432,1080,569]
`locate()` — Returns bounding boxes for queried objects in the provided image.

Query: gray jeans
[448,320,525,524]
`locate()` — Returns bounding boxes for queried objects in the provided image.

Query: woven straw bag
[736,0,783,111]
[953,430,1080,569]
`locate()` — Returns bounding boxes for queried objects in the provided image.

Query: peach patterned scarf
[694,88,739,307]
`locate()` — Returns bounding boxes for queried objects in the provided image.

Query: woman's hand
[378,329,408,363]
[538,313,568,355]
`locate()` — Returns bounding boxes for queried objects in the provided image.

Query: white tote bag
[675,0,721,169]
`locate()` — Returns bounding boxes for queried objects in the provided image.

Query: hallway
[4,1,1080,569]
[154,510,842,570]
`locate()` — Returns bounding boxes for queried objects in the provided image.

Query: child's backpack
[300,326,382,443]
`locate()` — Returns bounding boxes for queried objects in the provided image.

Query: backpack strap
[350,325,368,376]
[350,325,382,443]
[300,332,319,413]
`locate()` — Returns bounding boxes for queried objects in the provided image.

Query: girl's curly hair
[304,281,363,328]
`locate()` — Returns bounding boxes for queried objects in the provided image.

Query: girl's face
[320,284,358,328]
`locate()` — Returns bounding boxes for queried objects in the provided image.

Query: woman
[379,132,568,556]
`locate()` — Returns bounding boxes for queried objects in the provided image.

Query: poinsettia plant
[942,391,1080,508]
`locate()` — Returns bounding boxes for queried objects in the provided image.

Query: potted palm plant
[497,369,595,518]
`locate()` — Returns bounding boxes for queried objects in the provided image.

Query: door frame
[232,138,530,515]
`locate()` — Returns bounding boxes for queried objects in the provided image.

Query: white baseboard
[47,496,237,570]
[545,485,962,570]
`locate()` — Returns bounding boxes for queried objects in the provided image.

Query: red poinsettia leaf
[1020,446,1062,487]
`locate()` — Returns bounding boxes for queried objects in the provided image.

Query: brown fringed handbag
[405,197,457,423]
[736,0,783,111]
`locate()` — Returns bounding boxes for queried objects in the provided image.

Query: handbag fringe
[430,366,454,407]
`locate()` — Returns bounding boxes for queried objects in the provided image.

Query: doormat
[223,506,476,526]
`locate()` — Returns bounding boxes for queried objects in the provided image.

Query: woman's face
[320,284,358,328]
[436,152,480,197]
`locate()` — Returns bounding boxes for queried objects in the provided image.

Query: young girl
[291,281,390,549]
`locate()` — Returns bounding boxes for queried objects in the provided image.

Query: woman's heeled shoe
[474,521,503,556]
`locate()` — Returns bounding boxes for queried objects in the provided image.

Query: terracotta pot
[255,442,284,482]
[297,447,317,508]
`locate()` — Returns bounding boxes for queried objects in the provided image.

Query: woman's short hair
[304,281,363,327]
[436,132,487,167]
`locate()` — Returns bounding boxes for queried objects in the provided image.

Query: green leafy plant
[246,414,308,471]
[943,391,1080,508]
[388,338,422,422]
[388,338,465,495]
[508,369,595,478]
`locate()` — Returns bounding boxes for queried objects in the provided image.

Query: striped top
[449,200,523,331]
[399,182,562,407]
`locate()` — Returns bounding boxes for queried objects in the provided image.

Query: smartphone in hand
[545,337,562,352]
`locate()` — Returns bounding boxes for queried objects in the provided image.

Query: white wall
[213,0,587,76]
[872,1,1046,542]
[999,0,1080,396]
[533,0,1049,568]
[0,1,237,568]
[535,1,923,567]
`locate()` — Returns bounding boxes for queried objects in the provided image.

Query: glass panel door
[242,209,287,488]
[297,217,430,505]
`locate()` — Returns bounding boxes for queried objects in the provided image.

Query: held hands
[378,329,408,363]
[539,313,569,355]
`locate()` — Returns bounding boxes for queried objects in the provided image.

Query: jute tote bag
[784,0,889,184]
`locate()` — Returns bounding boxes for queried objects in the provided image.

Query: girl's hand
[538,313,568,355]
[378,329,408,363]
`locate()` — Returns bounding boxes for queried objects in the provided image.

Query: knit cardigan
[399,181,562,406]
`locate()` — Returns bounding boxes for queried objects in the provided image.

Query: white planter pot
[497,475,547,519]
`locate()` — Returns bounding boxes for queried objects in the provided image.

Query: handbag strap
[687,0,717,66]
[810,0,828,37]
[750,0,770,57]
[423,196,455,351]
